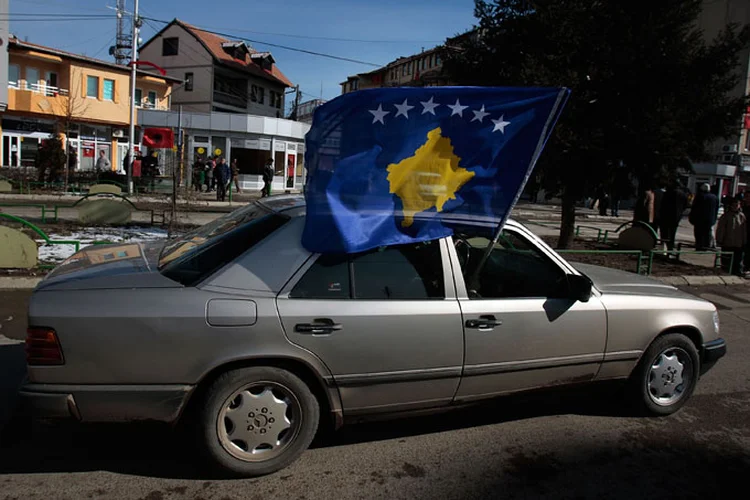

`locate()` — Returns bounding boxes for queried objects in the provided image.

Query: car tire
[629,333,700,416]
[198,366,319,477]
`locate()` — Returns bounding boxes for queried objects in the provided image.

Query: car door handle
[465,315,502,330]
[295,318,342,335]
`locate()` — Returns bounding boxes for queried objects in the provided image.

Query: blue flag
[302,86,569,253]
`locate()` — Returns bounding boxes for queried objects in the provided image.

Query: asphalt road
[1,287,749,500]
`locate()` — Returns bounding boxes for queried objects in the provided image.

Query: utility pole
[290,84,301,121]
[127,0,141,195]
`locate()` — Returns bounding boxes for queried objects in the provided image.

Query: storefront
[1,117,56,168]
[139,108,310,192]
[688,162,738,198]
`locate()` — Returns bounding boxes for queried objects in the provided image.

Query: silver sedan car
[20,195,726,477]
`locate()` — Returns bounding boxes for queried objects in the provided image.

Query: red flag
[142,128,174,149]
[745,107,750,129]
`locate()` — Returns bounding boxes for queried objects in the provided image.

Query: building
[696,0,750,195]
[138,19,292,117]
[296,98,326,124]
[139,107,310,192]
[0,0,8,113]
[341,46,447,95]
[1,37,178,171]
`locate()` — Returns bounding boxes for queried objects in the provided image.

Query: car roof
[256,194,521,230]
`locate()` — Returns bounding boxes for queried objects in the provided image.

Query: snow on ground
[37,226,173,263]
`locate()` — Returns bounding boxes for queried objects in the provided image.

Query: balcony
[138,100,170,111]
[213,89,248,110]
[7,83,70,115]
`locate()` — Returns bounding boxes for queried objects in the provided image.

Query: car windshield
[158,202,272,269]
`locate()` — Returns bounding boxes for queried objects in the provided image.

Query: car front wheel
[630,333,700,416]
[199,366,319,477]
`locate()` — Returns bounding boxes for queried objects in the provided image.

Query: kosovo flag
[302,87,569,253]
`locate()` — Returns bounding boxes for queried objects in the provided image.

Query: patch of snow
[37,226,173,263]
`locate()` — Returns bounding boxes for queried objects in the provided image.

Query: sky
[9,0,478,103]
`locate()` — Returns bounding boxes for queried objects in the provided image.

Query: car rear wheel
[630,333,700,416]
[199,367,319,477]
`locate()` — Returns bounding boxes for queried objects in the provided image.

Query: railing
[139,100,169,111]
[9,81,69,96]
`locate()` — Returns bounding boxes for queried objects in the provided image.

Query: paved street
[1,287,748,500]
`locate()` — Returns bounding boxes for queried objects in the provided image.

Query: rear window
[160,203,289,286]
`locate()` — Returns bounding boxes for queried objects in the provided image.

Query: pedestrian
[634,183,655,229]
[205,158,214,192]
[216,157,229,202]
[231,158,242,193]
[689,183,719,251]
[193,158,205,192]
[95,150,111,172]
[595,185,609,216]
[659,180,688,251]
[652,183,665,234]
[716,196,747,276]
[261,158,274,197]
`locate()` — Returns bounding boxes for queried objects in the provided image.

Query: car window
[456,229,566,299]
[290,240,444,300]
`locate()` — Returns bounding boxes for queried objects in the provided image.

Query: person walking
[231,159,242,193]
[261,158,274,197]
[659,180,688,251]
[193,158,205,192]
[716,196,747,276]
[205,158,214,192]
[689,183,719,251]
[634,183,655,228]
[595,185,609,216]
[95,150,111,172]
[215,158,227,202]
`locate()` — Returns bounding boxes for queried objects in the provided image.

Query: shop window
[162,37,179,56]
[103,79,115,101]
[86,76,99,98]
[8,64,20,88]
[184,72,194,91]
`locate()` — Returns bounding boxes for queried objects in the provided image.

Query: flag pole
[467,89,570,293]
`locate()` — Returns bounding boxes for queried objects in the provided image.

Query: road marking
[700,293,749,310]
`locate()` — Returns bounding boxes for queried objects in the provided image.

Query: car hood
[37,240,180,291]
[573,262,696,299]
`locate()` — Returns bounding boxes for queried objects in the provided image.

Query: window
[8,64,20,87]
[435,54,442,66]
[147,91,157,108]
[86,75,99,98]
[258,86,265,104]
[456,230,566,299]
[159,203,289,286]
[102,79,115,101]
[45,71,58,93]
[25,67,40,91]
[290,240,444,300]
[184,72,194,91]
[134,88,142,106]
[402,65,407,76]
[162,37,179,56]
[250,84,258,102]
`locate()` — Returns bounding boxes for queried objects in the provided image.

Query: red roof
[178,21,293,88]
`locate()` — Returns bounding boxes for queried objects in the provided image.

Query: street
[1,288,749,500]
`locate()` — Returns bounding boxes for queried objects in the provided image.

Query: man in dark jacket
[689,183,719,251]
[261,159,274,197]
[659,181,688,251]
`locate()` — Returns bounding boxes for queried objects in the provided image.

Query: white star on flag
[368,104,390,124]
[448,99,469,117]
[471,105,490,123]
[420,96,440,115]
[492,115,511,133]
[394,99,415,118]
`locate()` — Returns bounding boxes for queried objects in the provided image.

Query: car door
[451,226,607,401]
[276,238,464,415]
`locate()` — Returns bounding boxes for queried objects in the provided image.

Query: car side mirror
[567,274,592,303]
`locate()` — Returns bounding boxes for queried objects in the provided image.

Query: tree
[54,69,91,192]
[35,134,66,184]
[444,0,750,247]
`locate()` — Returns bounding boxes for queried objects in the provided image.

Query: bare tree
[53,68,91,193]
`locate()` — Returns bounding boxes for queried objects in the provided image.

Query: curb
[0,277,42,290]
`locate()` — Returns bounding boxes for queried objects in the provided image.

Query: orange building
[1,37,180,171]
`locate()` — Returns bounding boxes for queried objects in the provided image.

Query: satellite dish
[109,46,116,56]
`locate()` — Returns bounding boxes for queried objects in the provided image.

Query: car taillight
[25,327,64,365]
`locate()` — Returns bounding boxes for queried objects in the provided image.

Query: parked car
[20,195,726,477]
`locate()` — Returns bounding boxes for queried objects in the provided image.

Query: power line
[3,17,113,22]
[4,13,113,17]
[142,16,382,67]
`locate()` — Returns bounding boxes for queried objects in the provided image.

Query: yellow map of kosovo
[387,127,475,227]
